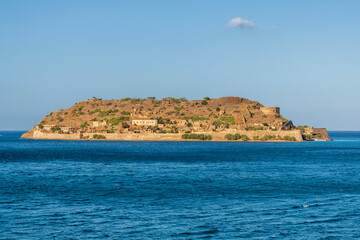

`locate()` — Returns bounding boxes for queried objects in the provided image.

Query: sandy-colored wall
[82,133,182,141]
[24,130,81,140]
[260,107,280,115]
[23,129,304,141]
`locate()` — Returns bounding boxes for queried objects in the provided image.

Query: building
[131,119,158,126]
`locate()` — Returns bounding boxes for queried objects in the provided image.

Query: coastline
[21,129,331,142]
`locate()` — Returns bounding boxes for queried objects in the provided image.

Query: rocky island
[21,97,331,142]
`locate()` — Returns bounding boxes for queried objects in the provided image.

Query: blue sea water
[0,131,360,239]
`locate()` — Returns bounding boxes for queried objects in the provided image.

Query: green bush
[242,135,250,141]
[122,122,130,128]
[38,124,44,129]
[220,116,235,124]
[80,122,90,128]
[93,134,106,139]
[98,109,119,117]
[213,120,224,127]
[181,116,209,121]
[182,133,212,141]
[262,123,269,126]
[245,126,264,131]
[201,100,208,105]
[50,126,61,133]
[224,134,249,141]
[121,111,130,115]
[260,135,277,141]
[107,117,129,126]
[283,136,296,141]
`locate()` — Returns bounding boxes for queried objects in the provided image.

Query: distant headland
[21,96,331,142]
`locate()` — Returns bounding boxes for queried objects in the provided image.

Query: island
[21,97,331,142]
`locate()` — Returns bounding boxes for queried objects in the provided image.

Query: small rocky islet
[21,96,331,141]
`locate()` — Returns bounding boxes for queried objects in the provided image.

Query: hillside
[21,96,331,141]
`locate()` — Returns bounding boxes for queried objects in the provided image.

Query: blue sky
[1,0,359,130]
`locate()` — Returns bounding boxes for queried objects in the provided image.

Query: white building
[131,119,158,126]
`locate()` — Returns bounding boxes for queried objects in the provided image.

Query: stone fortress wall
[24,129,304,142]
[260,107,280,115]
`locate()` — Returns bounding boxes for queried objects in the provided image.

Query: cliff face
[21,97,331,141]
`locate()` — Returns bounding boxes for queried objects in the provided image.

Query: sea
[0,131,360,239]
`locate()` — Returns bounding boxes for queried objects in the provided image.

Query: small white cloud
[227,17,256,29]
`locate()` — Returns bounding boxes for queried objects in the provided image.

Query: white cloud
[227,17,256,29]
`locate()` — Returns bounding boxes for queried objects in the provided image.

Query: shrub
[107,117,129,126]
[182,133,212,141]
[245,126,264,131]
[107,128,115,133]
[201,100,208,105]
[120,111,130,115]
[213,120,224,127]
[262,123,269,126]
[253,136,259,140]
[98,109,119,117]
[38,124,44,129]
[261,135,277,141]
[181,116,209,121]
[220,116,235,124]
[225,134,235,140]
[50,126,61,133]
[224,134,249,141]
[93,134,106,139]
[283,136,296,141]
[241,135,250,141]
[216,107,220,112]
[151,116,171,124]
[204,97,210,100]
[80,122,90,128]
[122,122,130,128]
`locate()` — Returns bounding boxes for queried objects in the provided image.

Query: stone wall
[313,128,331,140]
[260,107,280,115]
[23,129,304,141]
[22,130,81,140]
